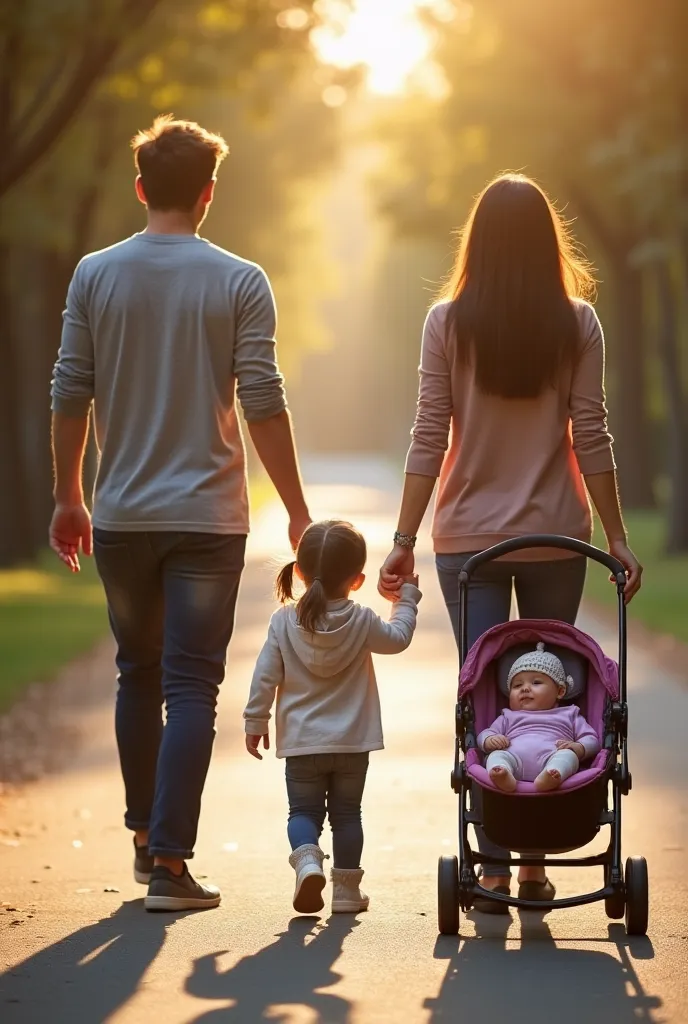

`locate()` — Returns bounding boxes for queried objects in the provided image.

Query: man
[50,116,311,912]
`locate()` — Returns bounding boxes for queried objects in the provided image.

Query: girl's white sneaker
[331,867,369,913]
[288,844,327,913]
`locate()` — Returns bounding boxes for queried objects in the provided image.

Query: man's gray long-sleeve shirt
[51,232,287,534]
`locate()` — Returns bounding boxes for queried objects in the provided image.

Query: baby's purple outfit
[477,706,600,781]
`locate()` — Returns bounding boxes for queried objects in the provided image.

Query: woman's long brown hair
[441,173,596,399]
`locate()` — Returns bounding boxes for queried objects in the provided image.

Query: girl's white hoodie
[243,584,421,757]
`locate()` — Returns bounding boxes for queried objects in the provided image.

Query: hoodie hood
[283,599,372,679]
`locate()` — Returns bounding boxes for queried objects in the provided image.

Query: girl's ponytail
[275,561,296,604]
[296,579,328,634]
[278,519,367,633]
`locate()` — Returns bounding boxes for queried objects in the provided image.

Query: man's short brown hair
[131,115,229,211]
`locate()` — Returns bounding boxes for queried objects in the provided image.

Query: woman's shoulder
[570,298,603,346]
[426,299,453,326]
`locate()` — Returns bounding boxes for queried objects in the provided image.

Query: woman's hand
[378,544,415,601]
[608,539,643,603]
[484,735,509,752]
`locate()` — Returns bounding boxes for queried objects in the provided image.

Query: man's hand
[288,512,312,552]
[484,735,510,752]
[246,733,269,760]
[49,503,93,573]
[556,739,585,759]
[378,545,415,601]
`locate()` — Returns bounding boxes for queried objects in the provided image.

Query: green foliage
[0,550,107,711]
[586,512,688,644]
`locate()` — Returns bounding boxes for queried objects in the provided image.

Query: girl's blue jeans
[285,752,370,869]
[436,552,587,878]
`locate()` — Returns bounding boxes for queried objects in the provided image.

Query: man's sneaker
[134,839,154,885]
[144,865,221,912]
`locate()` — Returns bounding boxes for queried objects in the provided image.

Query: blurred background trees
[367,0,688,552]
[1,0,687,569]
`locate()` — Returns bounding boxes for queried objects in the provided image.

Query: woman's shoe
[518,878,556,902]
[472,884,511,914]
[289,844,327,913]
[331,867,369,913]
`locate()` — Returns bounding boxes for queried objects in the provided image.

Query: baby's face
[509,670,561,711]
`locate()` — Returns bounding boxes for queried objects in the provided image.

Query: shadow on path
[0,900,170,1023]
[185,915,357,1022]
[426,915,660,1024]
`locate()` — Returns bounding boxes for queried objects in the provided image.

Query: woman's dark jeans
[436,552,587,878]
[285,752,370,868]
[94,529,246,860]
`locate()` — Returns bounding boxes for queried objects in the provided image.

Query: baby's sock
[486,750,518,793]
[534,748,579,792]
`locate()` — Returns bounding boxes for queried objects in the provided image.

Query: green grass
[0,550,108,712]
[0,475,278,713]
[585,511,688,644]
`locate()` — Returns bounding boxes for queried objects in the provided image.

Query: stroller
[437,534,649,936]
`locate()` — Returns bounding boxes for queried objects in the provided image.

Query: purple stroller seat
[460,618,619,796]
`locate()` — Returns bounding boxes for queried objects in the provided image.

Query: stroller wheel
[624,856,649,936]
[437,855,460,936]
[604,865,625,920]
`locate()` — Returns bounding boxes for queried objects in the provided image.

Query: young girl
[478,642,600,793]
[244,519,421,915]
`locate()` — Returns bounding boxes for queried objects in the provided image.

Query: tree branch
[0,0,162,198]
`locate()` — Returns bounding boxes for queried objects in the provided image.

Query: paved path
[1,457,687,1023]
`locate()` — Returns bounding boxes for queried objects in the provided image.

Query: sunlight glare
[312,0,440,96]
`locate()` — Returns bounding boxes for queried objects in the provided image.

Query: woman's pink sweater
[405,299,615,557]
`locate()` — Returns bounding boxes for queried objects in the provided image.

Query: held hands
[483,735,510,752]
[49,502,93,573]
[246,734,269,760]
[556,739,586,759]
[378,544,416,602]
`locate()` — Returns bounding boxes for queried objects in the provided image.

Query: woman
[379,173,642,912]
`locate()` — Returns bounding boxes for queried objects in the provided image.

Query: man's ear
[200,179,215,205]
[350,573,365,592]
[135,175,147,205]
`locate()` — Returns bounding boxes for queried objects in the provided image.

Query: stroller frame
[438,534,649,936]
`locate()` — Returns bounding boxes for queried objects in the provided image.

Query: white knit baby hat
[506,642,573,693]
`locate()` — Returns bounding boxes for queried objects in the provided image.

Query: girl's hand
[484,735,509,752]
[246,734,269,760]
[608,539,643,603]
[378,545,415,600]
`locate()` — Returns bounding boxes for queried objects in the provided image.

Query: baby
[477,642,600,793]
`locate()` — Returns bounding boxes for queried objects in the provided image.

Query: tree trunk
[563,183,657,508]
[0,244,39,566]
[656,259,688,553]
[607,256,657,509]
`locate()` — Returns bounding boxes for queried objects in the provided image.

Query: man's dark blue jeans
[93,529,246,860]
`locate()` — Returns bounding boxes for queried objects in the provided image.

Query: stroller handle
[456,533,628,709]
[458,535,627,582]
